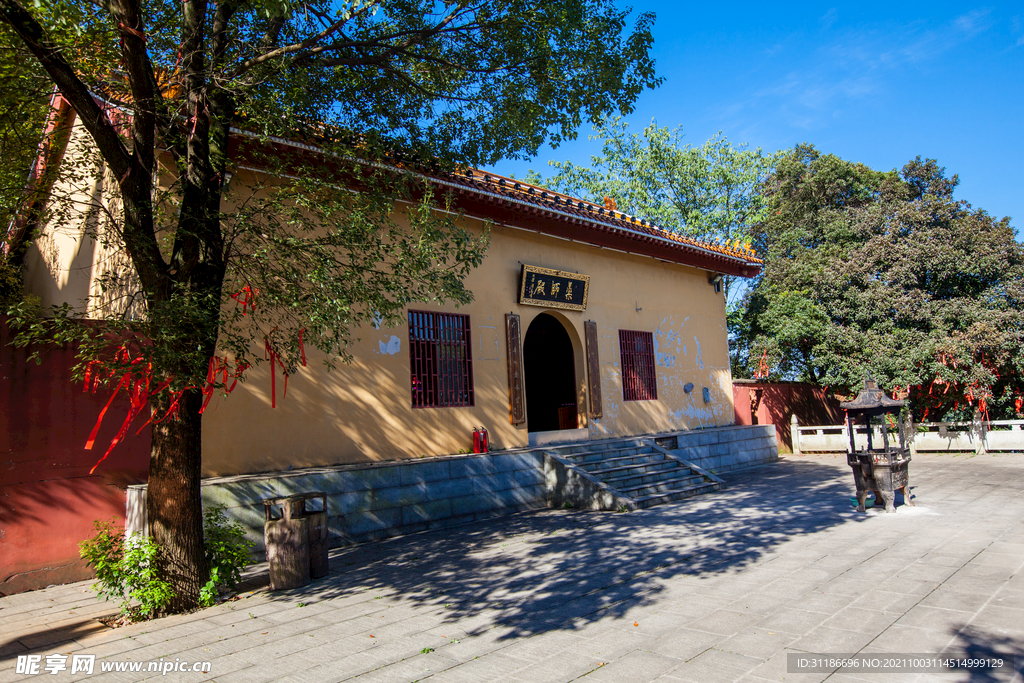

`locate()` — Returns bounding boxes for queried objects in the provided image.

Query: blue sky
[484,2,1024,237]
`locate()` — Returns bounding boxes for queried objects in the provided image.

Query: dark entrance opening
[523,313,578,432]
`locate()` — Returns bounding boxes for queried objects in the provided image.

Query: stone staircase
[544,438,725,509]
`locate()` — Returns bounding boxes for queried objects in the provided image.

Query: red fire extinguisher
[472,426,489,454]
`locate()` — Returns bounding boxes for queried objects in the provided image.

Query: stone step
[619,474,707,498]
[552,439,643,456]
[565,446,656,464]
[538,435,728,511]
[584,458,679,479]
[633,482,725,509]
[603,467,701,491]
[573,451,664,470]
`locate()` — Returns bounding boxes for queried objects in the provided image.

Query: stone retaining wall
[126,425,778,558]
[130,451,547,557]
[661,424,778,475]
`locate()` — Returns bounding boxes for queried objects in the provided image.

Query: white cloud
[820,8,838,30]
[954,9,992,37]
[711,11,998,131]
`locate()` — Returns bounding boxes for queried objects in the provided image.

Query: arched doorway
[523,313,578,432]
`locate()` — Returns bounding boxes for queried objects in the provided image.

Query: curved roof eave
[227,128,763,278]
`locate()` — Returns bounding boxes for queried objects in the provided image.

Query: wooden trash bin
[307,494,329,580]
[263,492,328,590]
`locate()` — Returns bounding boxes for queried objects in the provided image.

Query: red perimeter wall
[733,380,843,453]
[0,316,150,595]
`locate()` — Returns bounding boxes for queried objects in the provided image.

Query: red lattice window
[619,330,657,401]
[408,310,474,408]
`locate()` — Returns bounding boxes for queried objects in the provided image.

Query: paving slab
[666,647,763,682]
[2,453,1024,683]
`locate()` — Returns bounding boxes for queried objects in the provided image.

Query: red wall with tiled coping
[1,316,150,595]
[733,380,843,453]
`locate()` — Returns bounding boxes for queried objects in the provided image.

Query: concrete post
[973,409,987,455]
[125,485,148,538]
[905,413,918,458]
[791,413,801,455]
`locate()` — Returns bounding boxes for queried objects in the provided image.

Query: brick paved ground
[2,453,1023,682]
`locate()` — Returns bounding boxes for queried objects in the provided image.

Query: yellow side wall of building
[200,216,736,476]
[23,123,149,321]
[21,124,738,477]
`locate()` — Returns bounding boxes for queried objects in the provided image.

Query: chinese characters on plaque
[518,264,590,312]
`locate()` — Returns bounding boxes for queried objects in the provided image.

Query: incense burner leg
[855,489,869,513]
[876,489,896,513]
[900,485,915,507]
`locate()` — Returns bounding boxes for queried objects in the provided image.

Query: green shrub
[78,519,175,620]
[80,509,253,619]
[0,257,22,310]
[200,506,254,606]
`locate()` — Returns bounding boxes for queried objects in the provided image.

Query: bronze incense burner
[841,375,914,513]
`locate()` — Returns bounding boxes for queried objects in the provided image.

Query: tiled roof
[431,168,762,276]
[228,126,761,277]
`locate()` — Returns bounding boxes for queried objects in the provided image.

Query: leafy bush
[78,519,175,620]
[0,257,21,309]
[80,510,253,619]
[200,507,254,606]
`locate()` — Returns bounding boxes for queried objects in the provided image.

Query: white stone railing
[971,420,1024,453]
[791,415,1024,455]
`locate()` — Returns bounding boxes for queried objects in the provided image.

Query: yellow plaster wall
[21,129,738,477]
[22,123,144,320]
[200,217,737,476]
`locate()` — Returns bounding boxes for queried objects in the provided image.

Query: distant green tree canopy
[541,117,780,371]
[547,119,778,247]
[739,144,1024,421]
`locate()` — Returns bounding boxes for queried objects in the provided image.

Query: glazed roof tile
[434,168,762,274]
[227,126,761,276]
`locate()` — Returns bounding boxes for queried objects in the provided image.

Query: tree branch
[109,0,159,177]
[230,0,380,78]
[232,1,488,79]
[0,0,131,178]
[1,0,169,294]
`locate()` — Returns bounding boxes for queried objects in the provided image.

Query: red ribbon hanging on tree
[155,388,187,425]
[754,349,769,380]
[132,375,176,435]
[83,325,307,472]
[86,357,152,474]
[264,334,288,408]
[198,357,247,415]
[230,285,258,316]
[82,361,100,393]
[84,373,132,451]
[200,357,219,414]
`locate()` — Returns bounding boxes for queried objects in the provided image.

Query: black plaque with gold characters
[518,264,590,311]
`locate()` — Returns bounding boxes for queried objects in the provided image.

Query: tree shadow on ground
[262,457,877,640]
[937,626,1024,679]
[944,625,1024,683]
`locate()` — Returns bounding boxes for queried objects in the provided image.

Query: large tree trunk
[4,0,225,614]
[147,388,209,611]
